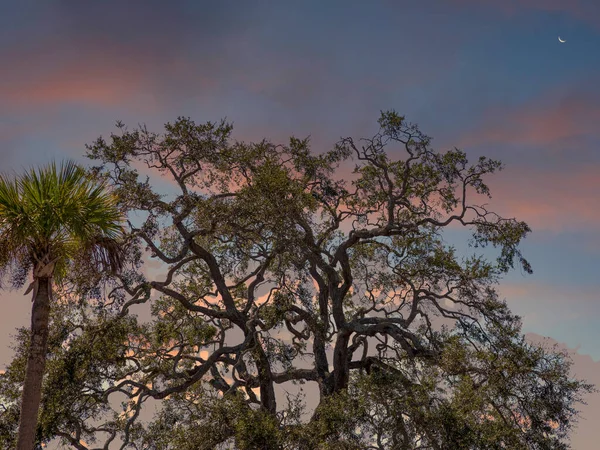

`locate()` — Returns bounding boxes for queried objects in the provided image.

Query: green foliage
[0,160,124,288]
[0,112,592,449]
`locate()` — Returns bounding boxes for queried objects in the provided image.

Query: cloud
[452,85,600,233]
[460,89,600,148]
[4,56,149,108]
[0,37,221,111]
[0,2,253,163]
[483,165,600,232]
[0,1,471,171]
[0,1,252,111]
[0,1,464,122]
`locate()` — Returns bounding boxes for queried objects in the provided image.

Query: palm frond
[0,161,125,289]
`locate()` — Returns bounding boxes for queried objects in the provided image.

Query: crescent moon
[558,36,566,43]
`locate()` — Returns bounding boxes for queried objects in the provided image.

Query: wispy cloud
[484,165,600,232]
[452,84,600,233]
[460,88,600,148]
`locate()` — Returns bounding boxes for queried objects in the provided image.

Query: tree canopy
[0,112,593,449]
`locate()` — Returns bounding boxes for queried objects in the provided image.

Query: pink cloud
[1,38,218,110]
[482,165,600,232]
[2,45,139,107]
[451,86,600,233]
[460,92,600,148]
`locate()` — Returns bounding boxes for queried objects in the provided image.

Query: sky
[1,0,599,447]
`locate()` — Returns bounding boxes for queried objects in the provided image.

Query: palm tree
[0,161,124,449]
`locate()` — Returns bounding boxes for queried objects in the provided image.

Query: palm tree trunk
[17,277,51,450]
